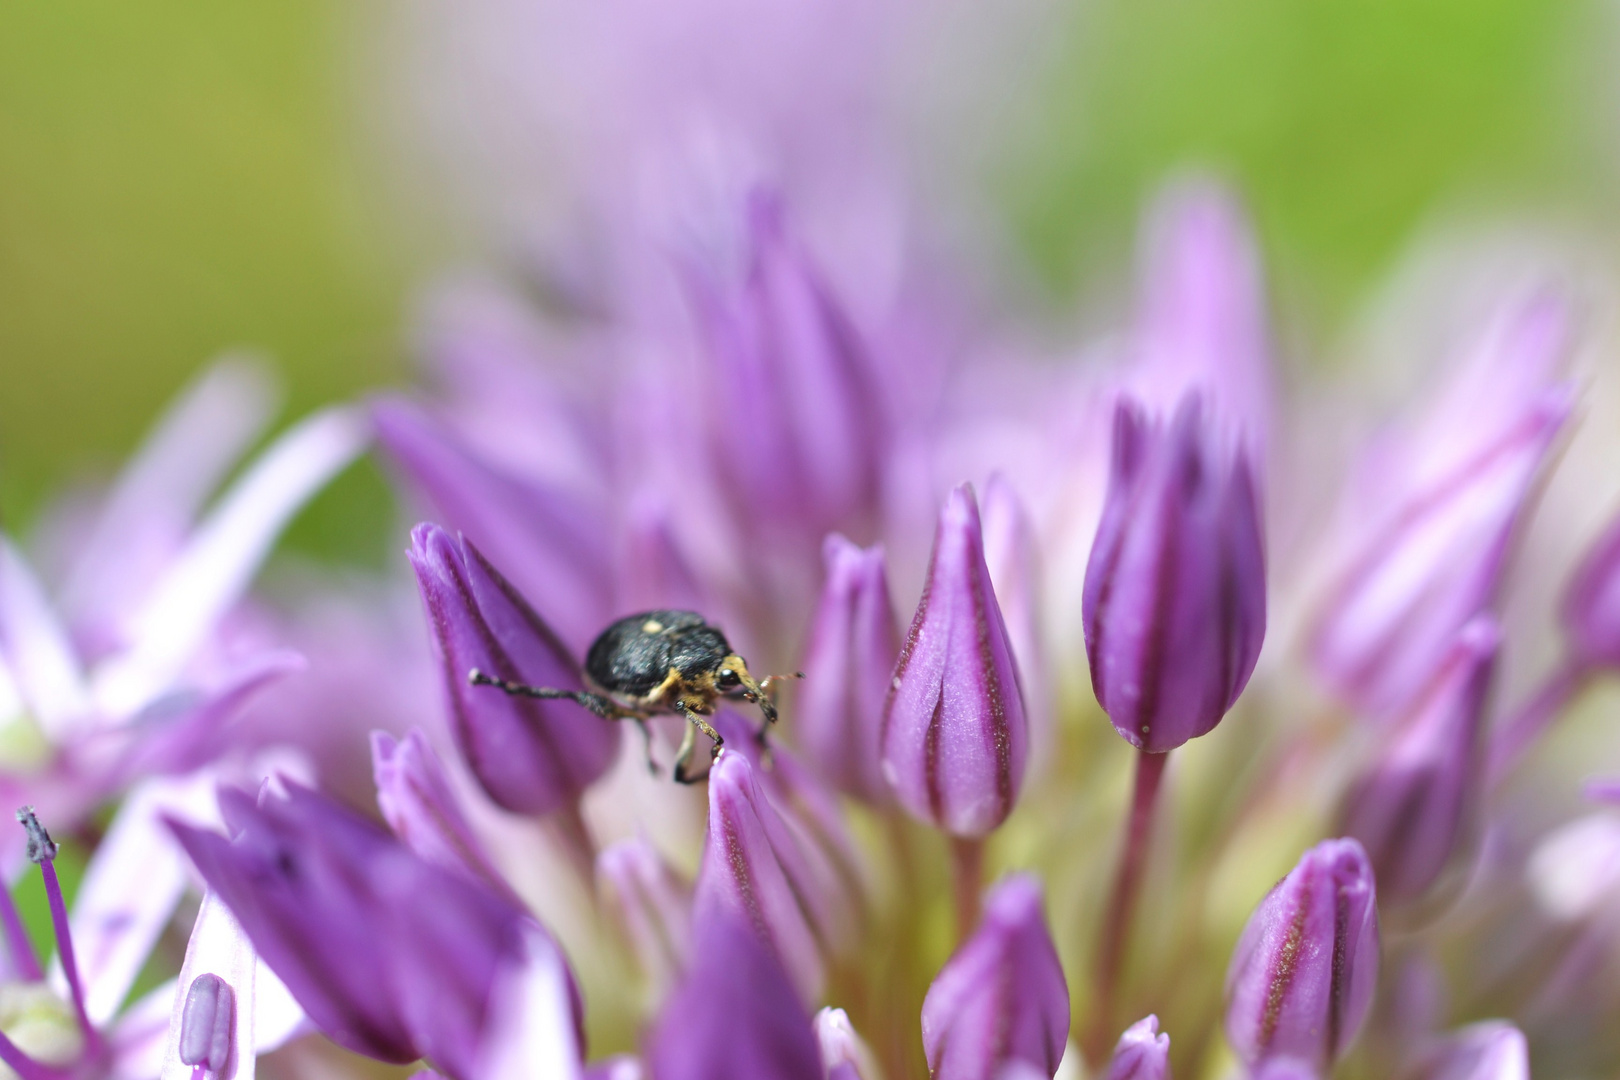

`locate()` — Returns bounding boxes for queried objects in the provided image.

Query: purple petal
[1415,1021,1528,1080]
[1104,1015,1171,1080]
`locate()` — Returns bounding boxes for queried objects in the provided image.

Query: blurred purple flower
[1104,1015,1171,1080]
[648,913,822,1080]
[1225,838,1379,1073]
[597,835,693,998]
[407,523,621,817]
[686,193,887,544]
[1415,1021,1529,1080]
[813,1007,880,1080]
[882,484,1028,837]
[1132,177,1274,459]
[1083,395,1265,753]
[1561,507,1620,670]
[920,874,1069,1080]
[169,782,530,1079]
[1311,289,1573,717]
[1341,617,1499,907]
[797,534,900,803]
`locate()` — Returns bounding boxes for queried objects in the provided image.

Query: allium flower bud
[648,914,821,1080]
[170,784,530,1079]
[814,1007,880,1080]
[1341,618,1498,907]
[881,484,1028,837]
[1415,1021,1528,1080]
[1082,395,1265,753]
[920,874,1069,1080]
[1104,1015,1171,1080]
[798,534,901,803]
[597,836,692,997]
[1225,838,1379,1073]
[1134,177,1273,458]
[690,192,885,539]
[1560,509,1620,670]
[372,728,510,896]
[694,750,825,1003]
[408,523,620,816]
[1310,292,1572,717]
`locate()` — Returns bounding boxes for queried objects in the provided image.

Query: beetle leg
[671,700,723,784]
[633,718,657,775]
[468,669,631,719]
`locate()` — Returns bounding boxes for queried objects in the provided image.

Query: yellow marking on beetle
[642,619,665,634]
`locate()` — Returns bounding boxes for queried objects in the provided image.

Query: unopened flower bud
[814,1008,880,1080]
[1225,838,1379,1073]
[1561,509,1620,670]
[597,836,692,997]
[1104,1015,1170,1080]
[694,751,824,1003]
[649,914,821,1080]
[921,874,1069,1080]
[1083,395,1265,752]
[408,523,620,816]
[882,484,1028,837]
[179,973,236,1074]
[799,535,901,803]
[372,728,508,895]
[1341,617,1498,908]
[1311,292,1573,717]
[1415,1021,1528,1080]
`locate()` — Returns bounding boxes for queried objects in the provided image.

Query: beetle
[468,609,799,783]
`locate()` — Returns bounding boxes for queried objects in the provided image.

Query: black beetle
[469,609,798,783]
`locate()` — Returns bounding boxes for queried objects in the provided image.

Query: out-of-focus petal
[1526,813,1620,921]
[1103,1015,1171,1080]
[479,926,582,1080]
[0,538,92,739]
[598,836,692,997]
[372,729,510,898]
[62,357,278,648]
[1415,1021,1529,1080]
[93,407,368,718]
[814,1007,880,1080]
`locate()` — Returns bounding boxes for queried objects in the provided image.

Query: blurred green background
[0,0,1608,558]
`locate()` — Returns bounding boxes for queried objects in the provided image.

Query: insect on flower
[470,609,801,783]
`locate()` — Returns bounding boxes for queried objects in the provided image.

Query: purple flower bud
[372,728,511,897]
[597,836,692,996]
[375,399,611,651]
[1311,292,1573,717]
[169,783,528,1079]
[814,1008,880,1080]
[1104,1015,1171,1080]
[920,874,1069,1080]
[798,534,901,803]
[1225,838,1380,1073]
[882,484,1028,837]
[695,750,826,1002]
[1082,395,1266,752]
[648,914,822,1080]
[1561,509,1620,670]
[178,972,235,1074]
[1133,177,1273,459]
[408,523,620,816]
[1341,618,1499,907]
[982,475,1052,769]
[1415,1021,1528,1080]
[688,193,885,540]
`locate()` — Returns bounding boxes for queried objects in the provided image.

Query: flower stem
[0,880,41,981]
[948,835,985,942]
[1086,748,1170,1062]
[40,860,97,1051]
[1485,658,1588,787]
